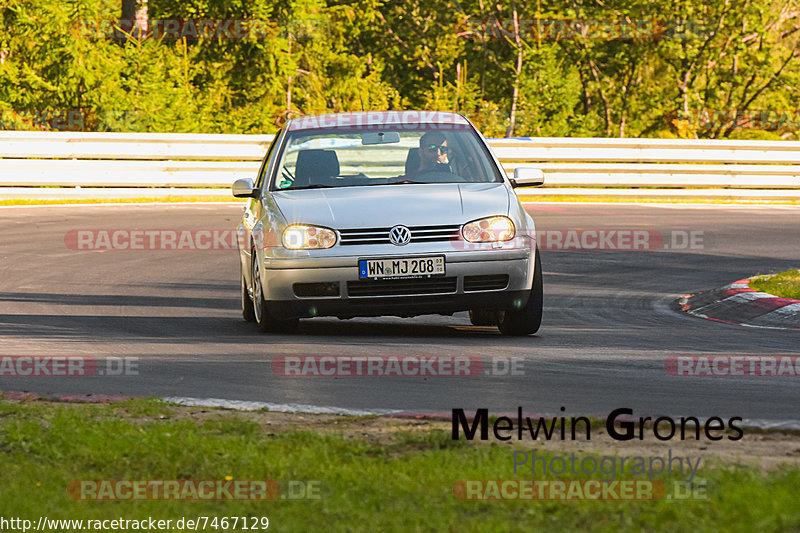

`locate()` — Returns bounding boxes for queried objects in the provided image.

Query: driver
[414,131,451,175]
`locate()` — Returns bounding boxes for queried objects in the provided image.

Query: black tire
[241,261,256,322]
[469,308,498,326]
[252,255,298,333]
[497,247,543,336]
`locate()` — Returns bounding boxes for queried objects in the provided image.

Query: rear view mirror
[361,132,400,145]
[232,178,259,198]
[510,167,545,188]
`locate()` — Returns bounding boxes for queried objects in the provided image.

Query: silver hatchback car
[233,111,544,335]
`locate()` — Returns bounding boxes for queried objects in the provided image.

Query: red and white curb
[678,278,800,330]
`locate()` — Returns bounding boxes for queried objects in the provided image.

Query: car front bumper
[257,248,535,319]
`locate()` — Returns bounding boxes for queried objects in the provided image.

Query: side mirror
[232,178,259,198]
[510,167,545,188]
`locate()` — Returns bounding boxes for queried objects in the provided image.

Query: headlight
[282,225,337,249]
[462,216,515,243]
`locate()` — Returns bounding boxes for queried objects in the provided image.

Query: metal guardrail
[0,131,271,187]
[1,131,799,189]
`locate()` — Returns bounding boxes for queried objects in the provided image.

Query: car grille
[347,277,457,297]
[338,225,461,246]
[464,274,509,292]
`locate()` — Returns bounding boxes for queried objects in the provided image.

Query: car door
[240,131,282,286]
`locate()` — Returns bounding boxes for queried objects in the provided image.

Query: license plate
[359,256,445,279]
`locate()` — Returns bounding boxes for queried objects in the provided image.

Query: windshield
[269,125,503,190]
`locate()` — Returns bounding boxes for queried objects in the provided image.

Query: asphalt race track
[1,202,799,426]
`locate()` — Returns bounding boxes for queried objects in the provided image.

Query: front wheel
[252,255,298,333]
[497,247,543,336]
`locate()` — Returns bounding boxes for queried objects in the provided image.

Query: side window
[255,131,281,188]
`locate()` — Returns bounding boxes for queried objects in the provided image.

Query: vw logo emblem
[389,225,411,246]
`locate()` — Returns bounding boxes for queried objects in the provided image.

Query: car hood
[272,183,511,228]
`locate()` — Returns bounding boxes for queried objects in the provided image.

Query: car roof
[286,111,470,131]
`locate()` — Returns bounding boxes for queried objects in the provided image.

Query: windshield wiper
[387,179,426,185]
[345,180,424,187]
[285,184,333,190]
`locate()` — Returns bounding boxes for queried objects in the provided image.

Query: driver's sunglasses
[425,144,448,154]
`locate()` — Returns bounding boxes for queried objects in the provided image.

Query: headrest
[293,149,340,187]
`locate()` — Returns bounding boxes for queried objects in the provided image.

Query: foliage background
[1,0,799,138]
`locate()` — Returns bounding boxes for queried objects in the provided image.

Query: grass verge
[750,269,800,299]
[0,398,798,532]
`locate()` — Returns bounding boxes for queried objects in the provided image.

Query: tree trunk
[121,0,147,39]
[286,38,293,115]
[619,62,637,138]
[505,2,522,138]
